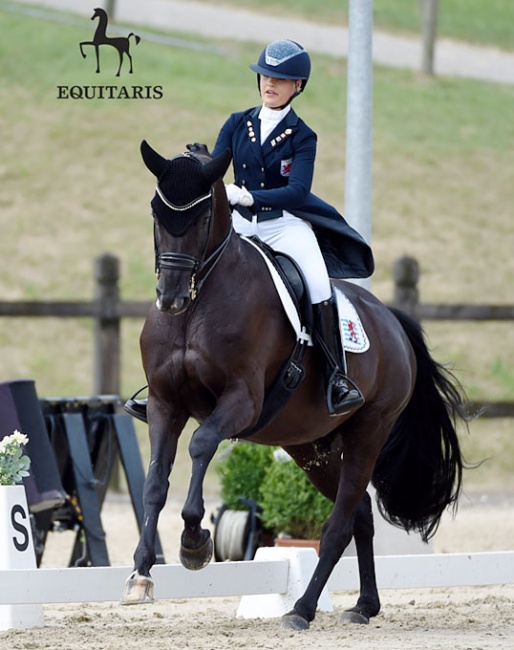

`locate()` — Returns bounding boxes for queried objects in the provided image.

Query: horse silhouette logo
[79,8,141,77]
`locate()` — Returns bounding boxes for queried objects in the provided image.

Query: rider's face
[260,75,301,109]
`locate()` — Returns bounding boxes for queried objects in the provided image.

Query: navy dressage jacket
[212,106,374,280]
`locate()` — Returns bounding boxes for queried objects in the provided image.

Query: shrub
[216,442,274,510]
[259,453,333,539]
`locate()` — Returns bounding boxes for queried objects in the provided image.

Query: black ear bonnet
[151,155,213,237]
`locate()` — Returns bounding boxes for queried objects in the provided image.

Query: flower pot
[274,536,320,555]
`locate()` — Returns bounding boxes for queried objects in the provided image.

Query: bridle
[153,165,232,302]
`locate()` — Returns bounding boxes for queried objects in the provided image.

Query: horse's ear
[140,140,167,178]
[201,148,232,185]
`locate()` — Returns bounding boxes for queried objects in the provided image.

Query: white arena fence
[0,548,513,619]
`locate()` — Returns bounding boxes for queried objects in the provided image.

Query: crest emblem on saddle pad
[334,288,370,353]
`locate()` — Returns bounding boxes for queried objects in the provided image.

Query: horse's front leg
[180,385,257,570]
[122,406,187,604]
[94,45,100,73]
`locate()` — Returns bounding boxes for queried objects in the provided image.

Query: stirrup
[124,386,148,423]
[327,370,364,416]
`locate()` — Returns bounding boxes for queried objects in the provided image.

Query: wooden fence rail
[0,253,512,416]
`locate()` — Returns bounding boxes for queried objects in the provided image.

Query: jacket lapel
[245,107,265,166]
[261,109,299,158]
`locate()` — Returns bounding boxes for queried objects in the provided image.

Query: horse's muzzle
[155,290,190,315]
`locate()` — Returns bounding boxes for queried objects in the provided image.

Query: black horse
[121,141,468,630]
[79,8,140,77]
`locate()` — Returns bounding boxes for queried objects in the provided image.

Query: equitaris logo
[79,7,140,77]
[56,7,163,100]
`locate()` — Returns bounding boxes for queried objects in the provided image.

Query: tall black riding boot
[314,296,364,416]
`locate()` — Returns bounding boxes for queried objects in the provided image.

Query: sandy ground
[0,492,513,650]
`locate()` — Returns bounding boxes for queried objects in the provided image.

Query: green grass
[375,0,514,49]
[1,6,513,494]
[201,0,514,49]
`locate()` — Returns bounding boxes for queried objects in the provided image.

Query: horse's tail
[129,33,141,45]
[371,307,469,543]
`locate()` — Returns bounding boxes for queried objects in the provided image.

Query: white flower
[0,430,31,486]
[11,429,29,446]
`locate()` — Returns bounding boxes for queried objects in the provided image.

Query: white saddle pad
[242,237,312,345]
[242,237,369,353]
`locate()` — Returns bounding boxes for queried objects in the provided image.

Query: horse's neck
[209,192,233,255]
[94,15,108,40]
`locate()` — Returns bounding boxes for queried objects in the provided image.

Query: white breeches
[232,210,332,304]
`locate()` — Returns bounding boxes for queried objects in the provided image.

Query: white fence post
[237,546,332,619]
[0,486,44,630]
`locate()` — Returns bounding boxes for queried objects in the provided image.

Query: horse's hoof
[120,571,154,605]
[281,612,310,631]
[339,610,369,625]
[180,535,213,571]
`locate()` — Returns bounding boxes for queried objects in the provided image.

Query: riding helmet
[249,40,311,91]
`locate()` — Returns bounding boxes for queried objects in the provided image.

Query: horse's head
[91,7,105,21]
[140,140,231,315]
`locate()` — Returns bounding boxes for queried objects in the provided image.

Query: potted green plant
[216,441,274,510]
[214,443,333,557]
[213,441,275,561]
[259,449,333,548]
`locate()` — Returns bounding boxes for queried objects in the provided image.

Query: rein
[154,182,232,301]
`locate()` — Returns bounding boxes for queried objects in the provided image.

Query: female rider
[126,40,373,422]
[211,39,373,416]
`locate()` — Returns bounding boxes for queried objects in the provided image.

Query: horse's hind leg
[339,491,381,624]
[282,424,387,630]
[122,407,187,604]
[116,46,133,76]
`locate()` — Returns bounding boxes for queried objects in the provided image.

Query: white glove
[238,186,254,207]
[225,183,241,205]
[225,184,254,207]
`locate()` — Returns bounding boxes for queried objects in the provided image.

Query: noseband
[154,177,232,302]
